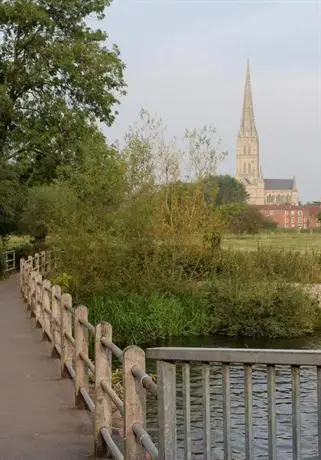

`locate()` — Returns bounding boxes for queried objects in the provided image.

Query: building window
[291,217,295,223]
[298,210,303,216]
[291,210,295,215]
[298,217,302,223]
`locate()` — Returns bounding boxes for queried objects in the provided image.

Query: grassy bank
[52,244,321,344]
[85,279,321,344]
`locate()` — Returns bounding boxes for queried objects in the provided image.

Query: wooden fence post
[60,293,73,378]
[34,253,40,272]
[75,306,89,408]
[94,322,113,456]
[41,280,51,340]
[20,258,25,293]
[29,270,37,316]
[157,360,177,460]
[51,285,61,357]
[25,257,33,307]
[23,262,29,304]
[41,251,46,274]
[123,345,146,460]
[21,258,29,301]
[46,251,52,273]
[35,274,43,328]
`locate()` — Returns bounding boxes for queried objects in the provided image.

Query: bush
[82,275,321,343]
[207,279,321,338]
[221,204,277,234]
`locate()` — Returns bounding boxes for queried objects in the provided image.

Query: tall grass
[85,278,321,344]
[87,290,211,345]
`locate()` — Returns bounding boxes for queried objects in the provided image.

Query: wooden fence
[20,252,158,460]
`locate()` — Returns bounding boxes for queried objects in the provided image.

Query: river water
[144,333,321,459]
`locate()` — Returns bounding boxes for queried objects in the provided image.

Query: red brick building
[257,204,321,229]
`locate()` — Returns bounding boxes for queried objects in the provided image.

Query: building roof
[264,178,295,191]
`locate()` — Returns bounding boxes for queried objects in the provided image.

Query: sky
[99,0,321,203]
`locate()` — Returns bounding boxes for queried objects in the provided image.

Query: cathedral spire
[240,58,257,137]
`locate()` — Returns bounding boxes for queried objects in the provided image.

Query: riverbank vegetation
[21,111,321,342]
[1,2,321,342]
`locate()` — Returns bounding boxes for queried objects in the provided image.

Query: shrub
[207,279,321,338]
[50,272,73,291]
[12,243,34,264]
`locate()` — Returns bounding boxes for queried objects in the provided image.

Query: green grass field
[3,233,321,254]
[222,232,321,252]
[0,235,30,251]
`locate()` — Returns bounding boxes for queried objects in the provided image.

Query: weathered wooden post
[51,285,61,357]
[123,345,146,460]
[29,270,37,316]
[25,257,33,307]
[75,306,89,408]
[41,280,51,340]
[34,253,40,272]
[40,251,46,274]
[157,360,177,460]
[94,322,113,456]
[20,258,25,293]
[60,293,73,378]
[46,251,52,274]
[34,273,43,327]
[22,261,28,303]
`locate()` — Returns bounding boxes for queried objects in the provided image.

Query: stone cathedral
[235,60,299,206]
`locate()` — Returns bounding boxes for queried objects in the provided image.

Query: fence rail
[20,252,158,460]
[146,347,321,460]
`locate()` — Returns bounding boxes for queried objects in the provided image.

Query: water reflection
[144,333,321,459]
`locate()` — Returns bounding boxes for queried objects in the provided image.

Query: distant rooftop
[264,178,295,191]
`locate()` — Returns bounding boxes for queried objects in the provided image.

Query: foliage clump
[208,280,321,338]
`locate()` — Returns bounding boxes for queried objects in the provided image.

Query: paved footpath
[0,275,94,460]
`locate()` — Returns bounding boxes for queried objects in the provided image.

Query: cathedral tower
[234,60,299,207]
[236,59,261,183]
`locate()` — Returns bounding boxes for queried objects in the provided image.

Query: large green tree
[0,0,125,184]
[0,161,25,244]
[204,174,248,206]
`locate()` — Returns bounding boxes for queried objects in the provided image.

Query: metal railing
[4,250,15,272]
[146,347,321,460]
[20,253,158,460]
